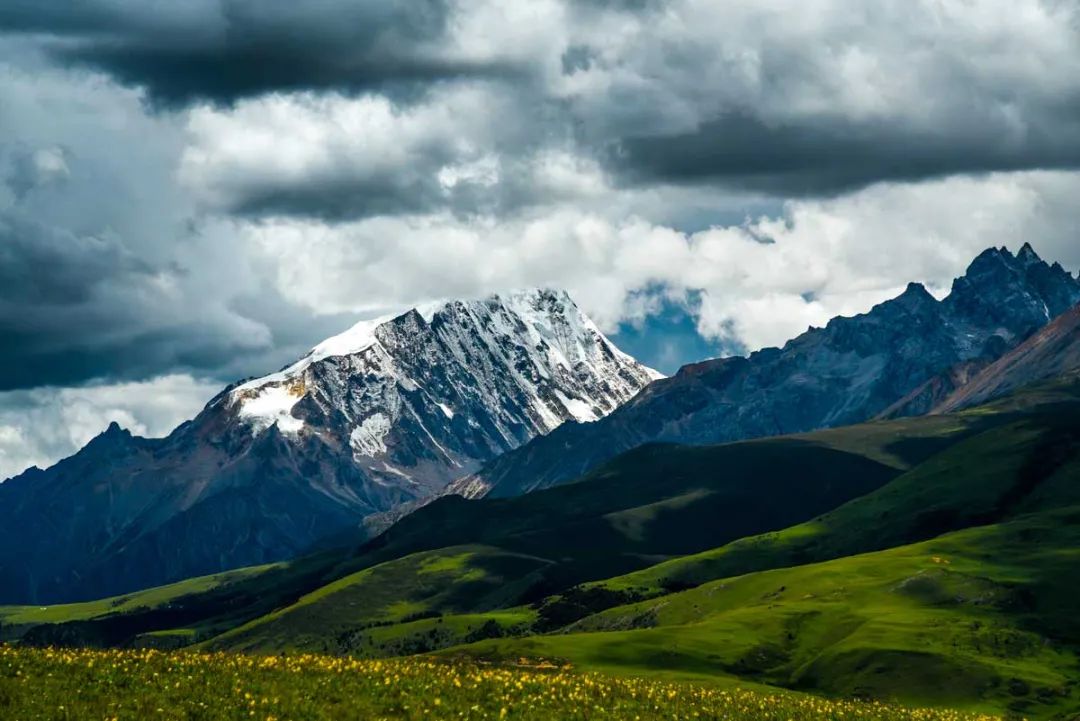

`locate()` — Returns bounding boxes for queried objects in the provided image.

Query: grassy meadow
[0,646,1004,721]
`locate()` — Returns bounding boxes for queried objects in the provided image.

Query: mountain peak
[1017,241,1041,265]
[238,288,658,399]
[84,420,134,451]
[900,281,934,301]
[962,245,1013,275]
[944,243,1079,342]
[0,286,660,603]
[228,285,659,473]
[961,243,1052,278]
[266,289,586,379]
[873,282,937,317]
[101,420,130,438]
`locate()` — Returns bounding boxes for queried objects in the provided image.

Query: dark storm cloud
[199,150,558,222]
[8,0,1080,214]
[0,2,119,33]
[0,214,151,305]
[228,179,443,221]
[606,112,1080,195]
[561,0,1080,195]
[0,213,218,389]
[0,208,361,391]
[0,58,389,393]
[2,0,1080,397]
[0,0,516,108]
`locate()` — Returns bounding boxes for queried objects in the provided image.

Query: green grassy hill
[0,564,281,645]
[203,545,546,654]
[437,508,1080,718]
[198,429,926,656]
[2,422,916,649]
[566,404,1079,604]
[0,564,278,629]
[358,435,904,579]
[0,552,349,649]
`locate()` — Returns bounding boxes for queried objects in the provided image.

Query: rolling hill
[5,369,1075,655]
[442,508,1080,718]
[563,379,1080,603]
[1,428,906,651]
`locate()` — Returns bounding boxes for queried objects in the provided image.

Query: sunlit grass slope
[441,508,1080,719]
[205,545,549,654]
[568,401,1079,604]
[0,563,285,645]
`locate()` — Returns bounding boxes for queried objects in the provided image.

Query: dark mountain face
[0,290,658,604]
[933,302,1080,414]
[454,244,1080,499]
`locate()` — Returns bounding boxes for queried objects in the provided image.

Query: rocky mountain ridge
[453,243,1080,499]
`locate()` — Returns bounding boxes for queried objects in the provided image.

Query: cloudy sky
[2,0,1080,478]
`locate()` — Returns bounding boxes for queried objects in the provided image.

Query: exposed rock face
[933,302,1080,413]
[454,244,1080,499]
[875,359,991,420]
[0,290,659,604]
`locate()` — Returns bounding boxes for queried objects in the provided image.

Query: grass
[359,437,902,589]
[341,610,537,658]
[0,429,907,649]
[573,407,1080,602]
[0,564,281,629]
[0,551,349,648]
[441,508,1080,718]
[0,646,1004,721]
[204,545,551,654]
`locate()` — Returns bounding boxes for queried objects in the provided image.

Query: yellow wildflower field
[0,646,1002,721]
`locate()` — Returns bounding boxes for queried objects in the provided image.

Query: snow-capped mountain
[0,289,659,604]
[226,288,661,491]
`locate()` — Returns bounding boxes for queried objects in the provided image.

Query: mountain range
[0,244,1077,607]
[452,243,1080,498]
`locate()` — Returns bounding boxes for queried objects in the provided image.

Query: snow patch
[555,391,598,423]
[236,385,304,435]
[350,413,392,457]
[436,402,455,419]
[380,462,413,480]
[309,314,394,363]
[415,300,445,323]
[235,311,406,392]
